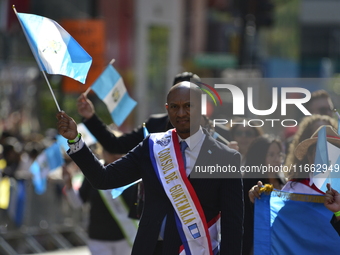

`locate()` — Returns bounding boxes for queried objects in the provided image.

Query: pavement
[36,246,91,255]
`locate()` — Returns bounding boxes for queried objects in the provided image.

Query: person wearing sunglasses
[304,89,334,118]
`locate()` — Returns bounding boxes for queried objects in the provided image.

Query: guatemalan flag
[311,126,340,192]
[15,11,92,83]
[91,64,137,127]
[254,191,340,255]
[29,142,64,195]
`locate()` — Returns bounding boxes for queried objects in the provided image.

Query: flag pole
[84,58,116,96]
[334,108,340,120]
[41,71,61,111]
[12,5,61,112]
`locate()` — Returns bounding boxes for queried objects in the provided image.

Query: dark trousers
[152,241,220,255]
[153,241,163,255]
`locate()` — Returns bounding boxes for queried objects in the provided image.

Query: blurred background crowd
[1,0,340,254]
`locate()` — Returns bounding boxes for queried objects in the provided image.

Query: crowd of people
[1,71,340,254]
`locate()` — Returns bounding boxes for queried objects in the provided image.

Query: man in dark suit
[57,82,243,255]
[78,72,234,219]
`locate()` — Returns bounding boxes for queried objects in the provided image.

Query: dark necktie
[180,141,188,171]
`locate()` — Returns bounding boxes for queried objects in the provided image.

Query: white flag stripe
[37,18,68,74]
[77,123,97,146]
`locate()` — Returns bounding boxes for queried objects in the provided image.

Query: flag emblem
[112,88,120,102]
[42,40,61,54]
[156,136,171,147]
[91,65,137,126]
[188,223,201,239]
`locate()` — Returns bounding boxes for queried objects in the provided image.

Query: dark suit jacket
[69,130,243,255]
[83,113,231,154]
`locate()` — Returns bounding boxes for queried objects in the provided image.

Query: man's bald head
[167,81,202,103]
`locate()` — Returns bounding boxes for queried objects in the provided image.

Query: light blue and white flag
[30,142,64,194]
[311,126,340,192]
[15,12,92,83]
[91,65,137,126]
[77,123,97,146]
[254,191,340,255]
[111,179,141,199]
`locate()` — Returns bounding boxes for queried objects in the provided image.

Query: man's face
[308,97,333,117]
[166,85,201,139]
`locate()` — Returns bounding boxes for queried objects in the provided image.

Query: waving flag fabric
[311,126,340,192]
[16,12,92,83]
[91,65,137,126]
[254,191,340,255]
[111,179,141,199]
[77,123,97,146]
[30,142,64,194]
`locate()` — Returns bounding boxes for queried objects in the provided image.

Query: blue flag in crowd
[314,126,328,171]
[16,12,92,83]
[312,126,340,192]
[254,191,340,255]
[7,180,26,227]
[111,179,142,199]
[30,142,64,194]
[91,65,137,126]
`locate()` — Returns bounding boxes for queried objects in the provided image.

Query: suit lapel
[194,131,218,169]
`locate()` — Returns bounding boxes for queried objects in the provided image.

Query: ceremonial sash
[99,189,138,246]
[149,129,216,255]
